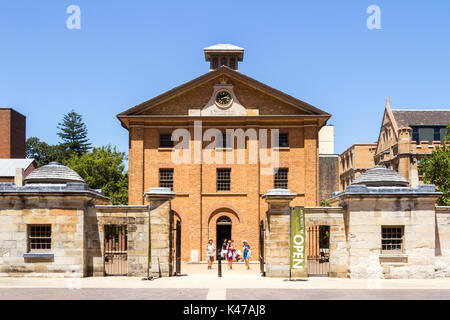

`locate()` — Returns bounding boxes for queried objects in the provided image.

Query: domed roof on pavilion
[24,162,84,184]
[351,166,409,187]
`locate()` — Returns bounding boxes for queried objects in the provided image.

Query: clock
[215,90,232,108]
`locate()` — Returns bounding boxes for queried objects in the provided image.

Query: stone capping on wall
[0,181,109,203]
[331,184,442,199]
[436,206,450,213]
[303,206,344,213]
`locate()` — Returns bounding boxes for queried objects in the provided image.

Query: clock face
[215,91,232,107]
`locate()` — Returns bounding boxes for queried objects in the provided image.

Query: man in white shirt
[206,239,216,270]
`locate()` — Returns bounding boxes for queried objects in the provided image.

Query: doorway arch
[216,216,232,257]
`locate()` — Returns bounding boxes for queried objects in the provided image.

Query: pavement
[1,262,450,300]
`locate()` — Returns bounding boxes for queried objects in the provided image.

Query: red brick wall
[0,109,26,159]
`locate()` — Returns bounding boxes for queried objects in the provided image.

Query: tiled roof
[351,166,409,187]
[24,162,84,184]
[0,159,35,177]
[392,109,450,127]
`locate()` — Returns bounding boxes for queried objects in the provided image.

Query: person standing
[221,239,228,260]
[206,239,216,270]
[243,240,251,270]
[226,240,234,270]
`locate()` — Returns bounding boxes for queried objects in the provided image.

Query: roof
[351,166,409,187]
[0,159,35,177]
[392,109,450,127]
[24,162,84,184]
[204,44,244,61]
[204,44,244,51]
[117,66,330,120]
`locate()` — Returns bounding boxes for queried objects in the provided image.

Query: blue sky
[1,1,449,159]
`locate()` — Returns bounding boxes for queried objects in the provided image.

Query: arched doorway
[216,216,232,257]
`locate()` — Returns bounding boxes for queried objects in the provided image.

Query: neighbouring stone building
[338,143,377,190]
[339,99,450,188]
[117,44,331,262]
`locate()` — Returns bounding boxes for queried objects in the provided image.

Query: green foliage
[64,145,128,205]
[25,137,68,166]
[57,110,91,156]
[419,124,450,206]
[319,200,331,207]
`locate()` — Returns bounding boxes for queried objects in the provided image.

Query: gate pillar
[144,188,176,277]
[262,189,297,278]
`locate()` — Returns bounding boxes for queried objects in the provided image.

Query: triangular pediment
[375,102,399,154]
[118,66,329,118]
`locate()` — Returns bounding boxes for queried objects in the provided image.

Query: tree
[57,110,91,156]
[25,137,67,167]
[64,145,128,205]
[419,124,450,205]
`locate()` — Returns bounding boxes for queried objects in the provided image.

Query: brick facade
[0,108,26,159]
[119,66,330,262]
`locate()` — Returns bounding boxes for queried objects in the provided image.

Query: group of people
[205,239,251,270]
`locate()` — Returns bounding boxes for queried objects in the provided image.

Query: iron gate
[307,225,330,276]
[174,220,181,275]
[260,220,265,276]
[104,224,127,276]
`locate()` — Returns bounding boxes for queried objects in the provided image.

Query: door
[307,225,330,276]
[216,216,232,258]
[104,224,127,276]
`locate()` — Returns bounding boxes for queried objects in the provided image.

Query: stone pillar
[397,126,412,184]
[144,188,176,277]
[262,189,300,277]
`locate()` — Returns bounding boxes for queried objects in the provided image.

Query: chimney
[15,168,24,187]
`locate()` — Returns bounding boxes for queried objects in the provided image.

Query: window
[159,169,174,190]
[278,133,289,147]
[434,128,441,141]
[412,127,419,144]
[274,168,288,189]
[381,226,404,252]
[28,225,51,251]
[159,133,173,148]
[217,168,231,191]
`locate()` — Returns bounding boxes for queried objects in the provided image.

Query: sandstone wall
[435,206,450,277]
[346,197,436,279]
[0,196,87,278]
[86,205,149,277]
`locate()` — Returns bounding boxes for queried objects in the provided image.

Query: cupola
[204,44,244,71]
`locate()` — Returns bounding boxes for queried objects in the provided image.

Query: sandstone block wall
[0,197,87,278]
[305,207,347,278]
[86,205,149,277]
[345,198,436,279]
[436,206,450,277]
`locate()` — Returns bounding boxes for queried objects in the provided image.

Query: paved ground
[1,262,450,300]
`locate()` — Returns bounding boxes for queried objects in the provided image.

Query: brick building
[118,44,330,261]
[0,108,26,159]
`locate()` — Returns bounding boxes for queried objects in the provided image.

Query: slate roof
[392,109,450,127]
[0,159,35,177]
[24,162,84,184]
[351,166,409,187]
